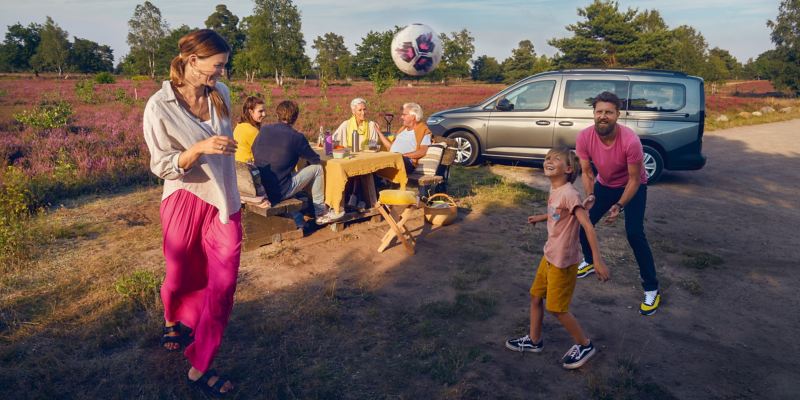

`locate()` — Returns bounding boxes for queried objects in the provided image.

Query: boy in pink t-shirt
[505,147,609,370]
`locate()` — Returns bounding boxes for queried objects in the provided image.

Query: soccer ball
[391,23,442,76]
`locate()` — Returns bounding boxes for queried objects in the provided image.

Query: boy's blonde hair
[546,146,581,183]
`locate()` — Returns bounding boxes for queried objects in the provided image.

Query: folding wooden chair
[376,189,419,255]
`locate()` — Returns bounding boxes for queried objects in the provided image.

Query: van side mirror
[496,98,514,111]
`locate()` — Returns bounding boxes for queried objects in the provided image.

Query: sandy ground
[231,119,800,399]
[485,119,800,398]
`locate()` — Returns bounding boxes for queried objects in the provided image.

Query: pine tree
[548,0,639,68]
[502,40,538,82]
[439,29,475,80]
[68,37,114,73]
[0,23,42,72]
[767,0,800,94]
[312,32,351,80]
[205,4,244,76]
[353,29,399,80]
[471,55,503,82]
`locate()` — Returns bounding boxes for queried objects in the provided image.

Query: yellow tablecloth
[318,150,407,212]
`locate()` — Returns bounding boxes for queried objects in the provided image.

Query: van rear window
[564,80,629,109]
[629,82,686,112]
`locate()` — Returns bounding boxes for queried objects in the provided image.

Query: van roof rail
[540,68,689,77]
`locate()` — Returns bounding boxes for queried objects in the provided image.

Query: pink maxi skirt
[159,189,242,372]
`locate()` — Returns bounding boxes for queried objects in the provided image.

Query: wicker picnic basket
[423,193,457,226]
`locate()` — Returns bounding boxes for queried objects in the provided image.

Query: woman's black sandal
[187,369,233,397]
[159,324,185,351]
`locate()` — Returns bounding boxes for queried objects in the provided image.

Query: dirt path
[488,119,800,399]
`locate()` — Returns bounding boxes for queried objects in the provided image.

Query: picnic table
[311,148,408,231]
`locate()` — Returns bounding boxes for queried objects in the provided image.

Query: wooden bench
[407,139,456,197]
[241,197,306,251]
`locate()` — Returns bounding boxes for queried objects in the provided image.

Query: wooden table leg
[360,174,378,208]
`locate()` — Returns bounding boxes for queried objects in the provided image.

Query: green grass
[48,221,103,240]
[451,264,492,291]
[679,278,703,295]
[420,291,499,321]
[448,165,546,210]
[706,108,800,131]
[114,270,160,310]
[681,250,724,270]
[587,355,680,400]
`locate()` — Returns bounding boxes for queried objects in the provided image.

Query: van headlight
[427,116,444,125]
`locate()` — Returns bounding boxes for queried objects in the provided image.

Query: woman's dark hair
[591,91,622,111]
[239,96,265,127]
[169,29,231,119]
[275,100,299,125]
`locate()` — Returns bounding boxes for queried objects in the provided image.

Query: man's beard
[595,121,616,137]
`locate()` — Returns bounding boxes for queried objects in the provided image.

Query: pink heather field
[3,75,797,209]
[0,75,501,207]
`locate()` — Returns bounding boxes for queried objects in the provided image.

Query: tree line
[0,17,114,75]
[0,0,797,94]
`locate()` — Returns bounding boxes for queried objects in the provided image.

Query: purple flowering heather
[0,76,499,208]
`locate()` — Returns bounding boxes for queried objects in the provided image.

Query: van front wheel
[449,131,479,166]
[642,145,664,183]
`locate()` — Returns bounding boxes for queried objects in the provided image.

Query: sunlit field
[0,75,501,210]
[1,74,798,212]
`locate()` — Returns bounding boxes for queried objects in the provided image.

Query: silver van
[426,69,707,182]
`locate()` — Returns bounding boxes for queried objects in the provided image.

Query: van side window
[500,80,556,111]
[629,82,686,112]
[564,80,629,109]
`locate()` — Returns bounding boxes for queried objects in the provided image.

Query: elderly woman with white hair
[377,102,432,174]
[332,97,381,150]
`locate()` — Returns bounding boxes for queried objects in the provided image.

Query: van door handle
[558,121,573,126]
[535,120,550,126]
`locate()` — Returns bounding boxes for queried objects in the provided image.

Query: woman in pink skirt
[142,29,240,396]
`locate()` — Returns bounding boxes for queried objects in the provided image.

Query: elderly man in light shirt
[377,102,432,174]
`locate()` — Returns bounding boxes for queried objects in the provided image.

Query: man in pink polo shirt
[575,91,660,316]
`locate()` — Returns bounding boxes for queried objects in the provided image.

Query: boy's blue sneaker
[577,261,595,278]
[562,341,596,369]
[505,335,543,353]
[640,290,661,316]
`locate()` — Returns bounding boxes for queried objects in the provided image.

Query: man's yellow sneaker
[577,261,595,278]
[640,290,661,316]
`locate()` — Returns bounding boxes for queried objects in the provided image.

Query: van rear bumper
[665,142,706,171]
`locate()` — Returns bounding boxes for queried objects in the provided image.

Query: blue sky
[0,0,778,65]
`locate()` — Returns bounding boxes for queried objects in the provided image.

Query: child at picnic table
[505,146,610,370]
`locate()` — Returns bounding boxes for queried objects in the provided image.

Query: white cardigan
[143,81,240,223]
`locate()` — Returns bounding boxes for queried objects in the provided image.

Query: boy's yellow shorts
[530,256,578,313]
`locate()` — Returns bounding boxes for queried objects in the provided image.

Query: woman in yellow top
[233,96,266,163]
[332,97,381,149]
